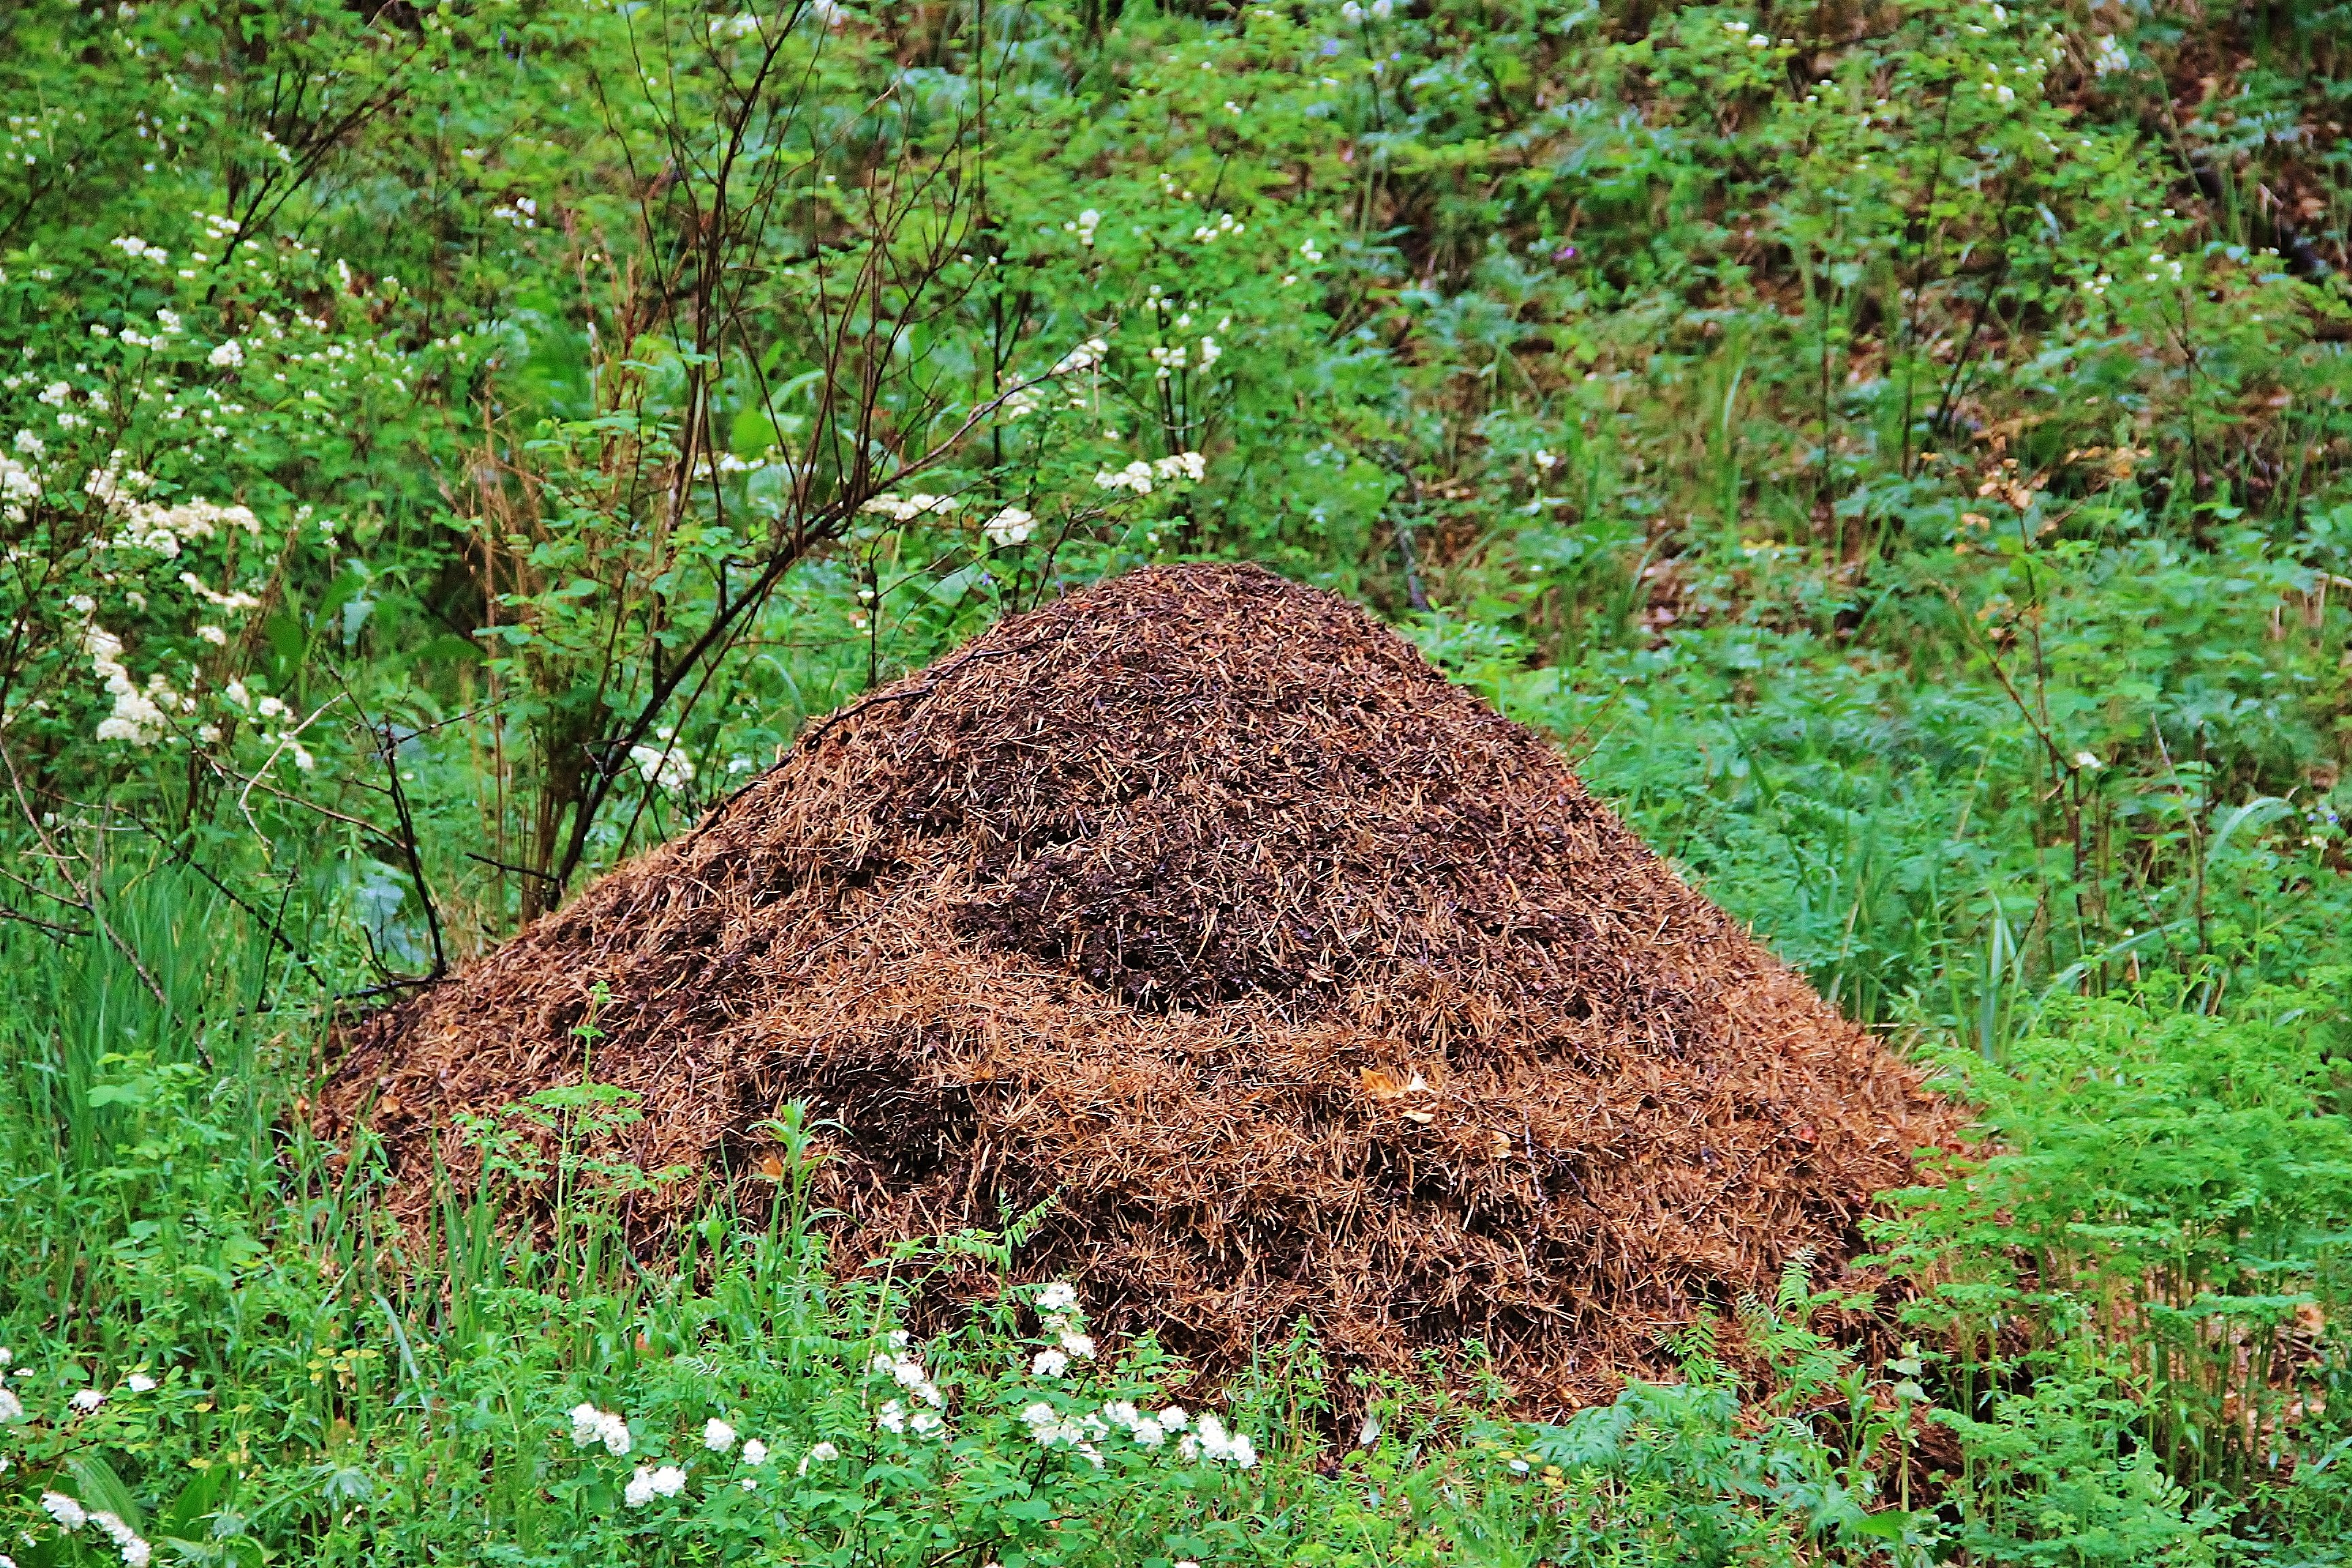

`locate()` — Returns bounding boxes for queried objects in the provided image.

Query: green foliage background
[6,0,2352,1561]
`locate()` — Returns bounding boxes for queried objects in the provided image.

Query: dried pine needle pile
[323,562,1953,1408]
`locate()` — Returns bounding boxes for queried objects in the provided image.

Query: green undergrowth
[9,0,2352,1559]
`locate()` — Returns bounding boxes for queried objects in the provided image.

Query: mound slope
[324,562,1951,1407]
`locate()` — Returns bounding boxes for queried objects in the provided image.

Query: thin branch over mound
[323,563,1954,1411]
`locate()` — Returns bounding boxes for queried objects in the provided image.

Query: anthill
[323,561,1953,1410]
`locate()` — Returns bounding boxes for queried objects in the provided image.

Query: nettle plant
[0,216,415,808]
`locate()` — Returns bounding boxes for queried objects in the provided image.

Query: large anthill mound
[323,562,1952,1408]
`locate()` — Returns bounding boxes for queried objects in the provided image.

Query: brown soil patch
[322,561,1953,1410]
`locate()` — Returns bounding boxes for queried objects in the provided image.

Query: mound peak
[324,561,1950,1408]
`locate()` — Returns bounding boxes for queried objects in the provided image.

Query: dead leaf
[1360,1066,1433,1102]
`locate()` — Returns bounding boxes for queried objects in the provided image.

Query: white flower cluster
[82,624,187,747]
[0,453,37,521]
[1094,452,1207,495]
[109,234,171,266]
[630,728,696,791]
[1051,337,1111,377]
[39,1493,150,1568]
[623,1463,687,1507]
[93,487,261,560]
[2091,34,2128,76]
[208,338,244,369]
[1019,1397,1248,1468]
[218,682,314,768]
[983,506,1036,547]
[1181,1409,1258,1467]
[1022,1400,1111,1465]
[0,1386,21,1424]
[869,1330,947,1438]
[1064,208,1102,247]
[492,196,538,230]
[1339,0,1394,19]
[180,570,262,612]
[996,385,1041,421]
[1149,338,1221,380]
[568,1402,633,1455]
[1190,212,1245,243]
[859,491,958,523]
[1034,1279,1096,1366]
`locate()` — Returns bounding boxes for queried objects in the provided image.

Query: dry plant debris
[323,562,1955,1410]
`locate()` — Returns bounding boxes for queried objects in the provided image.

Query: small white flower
[0,1389,20,1423]
[740,1437,768,1466]
[2074,751,2104,770]
[89,1512,148,1568]
[206,339,244,369]
[910,1409,945,1437]
[41,1492,87,1530]
[70,1388,103,1412]
[983,506,1036,548]
[567,1405,632,1455]
[1057,1330,1095,1360]
[622,1467,656,1507]
[1036,1281,1079,1313]
[1159,1404,1189,1431]
[703,1418,736,1452]
[877,1399,909,1433]
[196,625,227,646]
[1050,337,1109,376]
[1094,460,1156,495]
[1031,1349,1070,1378]
[125,1373,156,1394]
